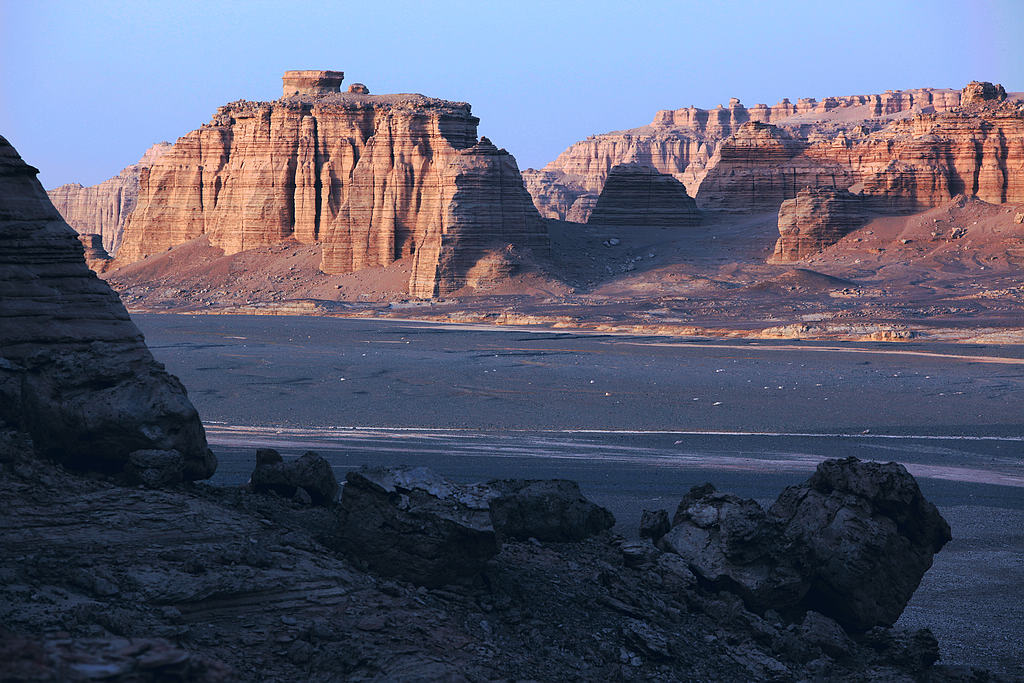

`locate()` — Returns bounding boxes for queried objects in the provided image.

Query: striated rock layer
[771,188,869,262]
[586,163,700,227]
[527,82,1023,219]
[47,142,172,255]
[0,135,215,481]
[115,74,547,297]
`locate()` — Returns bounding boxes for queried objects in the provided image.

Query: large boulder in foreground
[656,458,950,632]
[339,467,498,587]
[487,479,615,541]
[0,135,215,482]
[770,457,951,631]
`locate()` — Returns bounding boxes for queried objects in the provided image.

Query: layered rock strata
[47,142,171,255]
[113,75,546,297]
[76,233,113,271]
[527,82,1022,218]
[771,188,869,261]
[586,163,700,226]
[0,135,215,481]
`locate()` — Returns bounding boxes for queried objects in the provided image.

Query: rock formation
[110,72,547,297]
[250,448,338,505]
[526,82,1023,218]
[650,457,950,633]
[0,134,215,481]
[47,142,172,255]
[76,233,113,271]
[487,479,615,541]
[771,187,869,261]
[281,69,344,97]
[586,163,700,227]
[338,467,499,586]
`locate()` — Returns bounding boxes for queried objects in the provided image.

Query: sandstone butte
[0,134,216,482]
[524,82,1024,223]
[105,70,547,298]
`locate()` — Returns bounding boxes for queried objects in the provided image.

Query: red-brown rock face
[0,135,215,481]
[586,163,700,227]
[771,188,869,262]
[115,78,547,297]
[524,87,965,219]
[47,142,172,255]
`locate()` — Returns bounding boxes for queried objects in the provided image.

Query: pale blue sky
[2,0,1021,188]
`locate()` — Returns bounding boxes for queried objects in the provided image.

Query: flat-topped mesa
[282,69,344,97]
[113,72,547,297]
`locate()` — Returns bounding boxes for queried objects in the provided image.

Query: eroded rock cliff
[114,74,547,297]
[47,142,172,255]
[527,83,1023,220]
[0,135,215,481]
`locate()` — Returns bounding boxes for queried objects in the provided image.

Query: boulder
[250,450,338,505]
[770,457,951,632]
[486,479,615,541]
[338,467,497,586]
[639,508,670,540]
[660,484,807,614]
[659,458,950,632]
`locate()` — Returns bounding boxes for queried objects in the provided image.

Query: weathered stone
[660,458,950,633]
[347,83,369,95]
[486,478,614,541]
[76,233,113,272]
[960,81,1007,106]
[639,509,670,541]
[660,484,807,614]
[282,69,344,97]
[251,451,338,505]
[770,457,951,632]
[338,466,498,586]
[771,187,869,261]
[0,135,215,482]
[586,163,700,227]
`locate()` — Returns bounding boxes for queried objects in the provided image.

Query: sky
[2,0,1022,189]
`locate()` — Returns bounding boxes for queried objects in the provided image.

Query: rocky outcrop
[586,163,700,227]
[961,80,1007,105]
[771,457,952,632]
[771,187,869,261]
[114,73,547,298]
[282,69,344,97]
[487,479,615,541]
[339,467,498,586]
[529,83,1023,217]
[250,448,338,505]
[76,233,113,271]
[524,87,965,219]
[652,457,950,632]
[0,135,215,481]
[47,143,171,256]
[695,122,854,211]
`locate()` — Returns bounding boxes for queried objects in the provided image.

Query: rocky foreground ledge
[0,445,1004,681]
